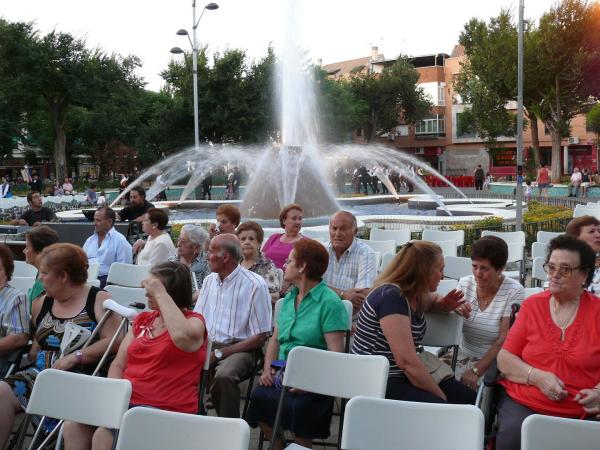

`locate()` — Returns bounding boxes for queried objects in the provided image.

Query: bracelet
[340,291,345,299]
[526,366,534,385]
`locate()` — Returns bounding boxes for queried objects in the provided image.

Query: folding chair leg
[241,372,256,420]
[8,414,31,450]
[269,389,287,450]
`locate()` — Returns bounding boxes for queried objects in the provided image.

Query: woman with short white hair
[169,224,210,300]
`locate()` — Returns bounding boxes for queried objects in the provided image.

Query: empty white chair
[358,238,396,256]
[9,277,36,296]
[13,261,38,278]
[573,204,600,219]
[433,240,458,257]
[369,228,411,246]
[341,396,484,450]
[107,263,151,288]
[524,287,543,297]
[481,230,526,247]
[531,257,547,287]
[379,252,396,273]
[87,262,100,281]
[444,256,472,280]
[104,285,148,309]
[536,231,562,244]
[521,414,600,450]
[531,241,548,259]
[422,229,465,247]
[115,407,250,450]
[504,242,526,282]
[436,279,458,297]
[301,229,330,242]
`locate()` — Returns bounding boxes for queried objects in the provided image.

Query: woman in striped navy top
[351,240,476,404]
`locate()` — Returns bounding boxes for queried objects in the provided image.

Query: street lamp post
[171,2,219,150]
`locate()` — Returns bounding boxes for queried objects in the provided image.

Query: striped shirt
[324,238,377,291]
[351,284,426,378]
[0,284,30,338]
[457,275,525,359]
[194,265,272,344]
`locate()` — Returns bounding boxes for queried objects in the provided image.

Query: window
[416,115,445,135]
[438,83,446,106]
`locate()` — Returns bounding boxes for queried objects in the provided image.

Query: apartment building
[322,46,598,177]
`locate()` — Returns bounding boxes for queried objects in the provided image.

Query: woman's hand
[574,388,600,417]
[259,367,275,387]
[142,277,168,303]
[436,289,466,312]
[531,369,568,401]
[460,368,479,390]
[132,239,145,255]
[455,301,472,318]
[52,354,78,371]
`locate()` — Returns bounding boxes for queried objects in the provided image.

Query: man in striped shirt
[323,211,377,314]
[194,234,272,418]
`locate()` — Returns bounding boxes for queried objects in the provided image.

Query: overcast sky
[1,0,552,91]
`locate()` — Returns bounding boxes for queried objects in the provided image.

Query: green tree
[588,103,600,140]
[348,58,432,142]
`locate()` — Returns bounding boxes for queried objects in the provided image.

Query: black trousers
[386,376,476,405]
[475,179,484,190]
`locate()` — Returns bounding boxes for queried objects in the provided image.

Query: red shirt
[500,290,600,417]
[123,310,207,414]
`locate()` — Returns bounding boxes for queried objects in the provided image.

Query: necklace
[551,297,580,341]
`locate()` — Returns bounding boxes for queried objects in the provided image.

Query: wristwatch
[471,366,480,377]
[214,349,224,360]
[75,350,84,365]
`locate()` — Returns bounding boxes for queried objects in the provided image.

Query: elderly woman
[0,245,29,377]
[169,224,210,299]
[63,261,207,450]
[136,208,175,266]
[236,221,281,304]
[352,241,475,404]
[0,244,121,448]
[246,240,348,449]
[262,204,306,269]
[496,235,600,450]
[209,204,241,239]
[446,236,525,389]
[565,215,600,293]
[22,226,59,306]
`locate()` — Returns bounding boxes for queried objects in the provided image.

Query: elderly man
[118,186,154,222]
[194,234,271,418]
[10,191,56,226]
[324,211,377,314]
[83,207,132,287]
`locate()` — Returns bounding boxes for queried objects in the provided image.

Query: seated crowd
[0,191,598,450]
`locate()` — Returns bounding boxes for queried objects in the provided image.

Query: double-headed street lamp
[171,2,219,150]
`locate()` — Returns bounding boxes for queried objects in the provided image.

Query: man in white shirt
[83,207,132,287]
[194,234,271,418]
[323,211,377,315]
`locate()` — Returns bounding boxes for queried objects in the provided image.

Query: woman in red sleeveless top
[536,164,551,198]
[64,261,207,450]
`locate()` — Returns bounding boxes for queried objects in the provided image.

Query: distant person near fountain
[262,204,308,270]
[474,165,485,191]
[10,192,56,227]
[200,173,213,200]
[118,186,154,223]
[536,164,551,198]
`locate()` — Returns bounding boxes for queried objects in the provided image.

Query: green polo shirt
[277,280,348,360]
[28,278,44,308]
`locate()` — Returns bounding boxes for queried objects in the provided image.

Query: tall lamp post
[515,0,524,231]
[171,2,219,150]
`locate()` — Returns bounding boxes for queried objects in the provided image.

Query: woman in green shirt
[23,226,59,306]
[246,239,347,449]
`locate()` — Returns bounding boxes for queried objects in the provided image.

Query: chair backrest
[115,407,250,450]
[379,252,396,273]
[531,241,548,259]
[107,263,151,287]
[302,229,331,242]
[282,346,389,399]
[9,277,36,296]
[481,230,526,247]
[573,205,600,219]
[13,260,38,278]
[443,256,472,280]
[87,262,100,280]
[506,242,525,263]
[369,228,411,246]
[421,312,463,348]
[27,369,131,429]
[531,257,548,284]
[432,240,457,257]
[104,285,148,309]
[524,287,543,297]
[536,231,562,244]
[422,229,465,247]
[275,268,284,287]
[341,396,484,450]
[521,414,600,450]
[358,238,396,255]
[436,279,458,297]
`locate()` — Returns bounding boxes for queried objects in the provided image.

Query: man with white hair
[194,234,271,418]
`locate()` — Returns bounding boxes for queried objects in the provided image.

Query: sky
[1,0,553,91]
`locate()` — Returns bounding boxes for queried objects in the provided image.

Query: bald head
[208,233,243,278]
[329,211,358,257]
[330,211,357,229]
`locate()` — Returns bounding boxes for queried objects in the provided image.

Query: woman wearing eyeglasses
[447,236,525,390]
[496,235,600,450]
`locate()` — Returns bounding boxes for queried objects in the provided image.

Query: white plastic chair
[422,312,464,370]
[433,240,458,257]
[379,252,395,273]
[504,242,526,283]
[87,280,101,288]
[422,229,465,247]
[524,287,543,297]
[536,231,562,244]
[443,256,472,280]
[521,414,600,450]
[341,396,484,450]
[369,228,411,246]
[87,262,100,281]
[531,257,547,287]
[301,229,331,242]
[358,238,396,255]
[531,241,548,259]
[481,230,526,247]
[107,263,151,288]
[13,261,38,278]
[436,279,458,297]
[115,407,250,450]
[104,285,148,309]
[9,277,36,296]
[270,346,389,449]
[573,205,600,219]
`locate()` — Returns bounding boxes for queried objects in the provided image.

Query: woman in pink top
[262,204,306,269]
